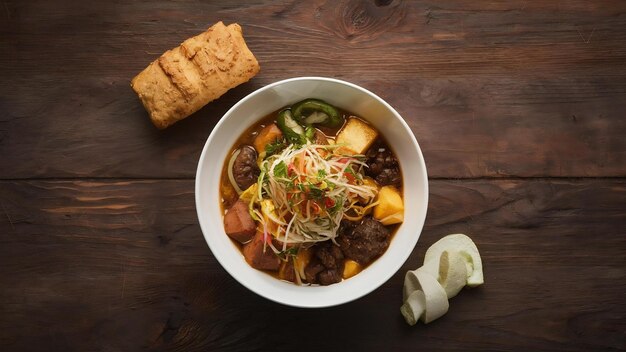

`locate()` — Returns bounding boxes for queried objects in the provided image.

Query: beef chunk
[278,259,296,283]
[313,129,329,145]
[338,219,358,236]
[304,242,345,285]
[243,231,280,271]
[375,168,401,186]
[233,146,260,190]
[223,200,256,243]
[304,262,324,283]
[318,268,343,285]
[317,243,344,269]
[366,144,401,186]
[366,144,398,173]
[338,217,390,265]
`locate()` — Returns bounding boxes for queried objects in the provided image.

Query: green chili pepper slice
[291,99,343,128]
[277,109,306,144]
[304,125,316,141]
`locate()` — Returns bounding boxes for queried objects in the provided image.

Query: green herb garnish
[274,161,287,178]
[265,137,287,157]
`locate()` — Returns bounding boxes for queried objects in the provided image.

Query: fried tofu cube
[335,117,378,154]
[373,185,404,225]
[253,123,283,154]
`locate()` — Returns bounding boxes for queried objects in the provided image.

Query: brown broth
[220,105,403,284]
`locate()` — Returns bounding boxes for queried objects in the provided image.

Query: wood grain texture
[1,0,626,178]
[2,1,625,351]
[1,179,624,351]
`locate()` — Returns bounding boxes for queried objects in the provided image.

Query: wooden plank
[1,0,626,178]
[1,179,624,351]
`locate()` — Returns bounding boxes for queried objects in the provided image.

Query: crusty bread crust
[131,22,260,129]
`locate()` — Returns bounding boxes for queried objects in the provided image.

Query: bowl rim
[195,76,428,307]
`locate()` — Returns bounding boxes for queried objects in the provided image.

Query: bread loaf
[131,22,260,129]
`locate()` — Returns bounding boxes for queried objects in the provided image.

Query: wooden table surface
[1,1,625,351]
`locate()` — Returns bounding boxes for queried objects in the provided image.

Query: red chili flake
[311,202,321,214]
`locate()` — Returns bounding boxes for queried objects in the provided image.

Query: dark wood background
[1,1,625,351]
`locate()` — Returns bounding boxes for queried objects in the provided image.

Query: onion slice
[227,149,243,194]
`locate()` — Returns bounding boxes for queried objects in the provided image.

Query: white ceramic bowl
[195,77,428,308]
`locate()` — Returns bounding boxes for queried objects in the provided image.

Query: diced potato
[373,185,404,225]
[239,183,258,203]
[379,212,404,226]
[294,247,313,280]
[342,259,363,279]
[335,117,378,154]
[253,123,283,154]
[363,177,379,189]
